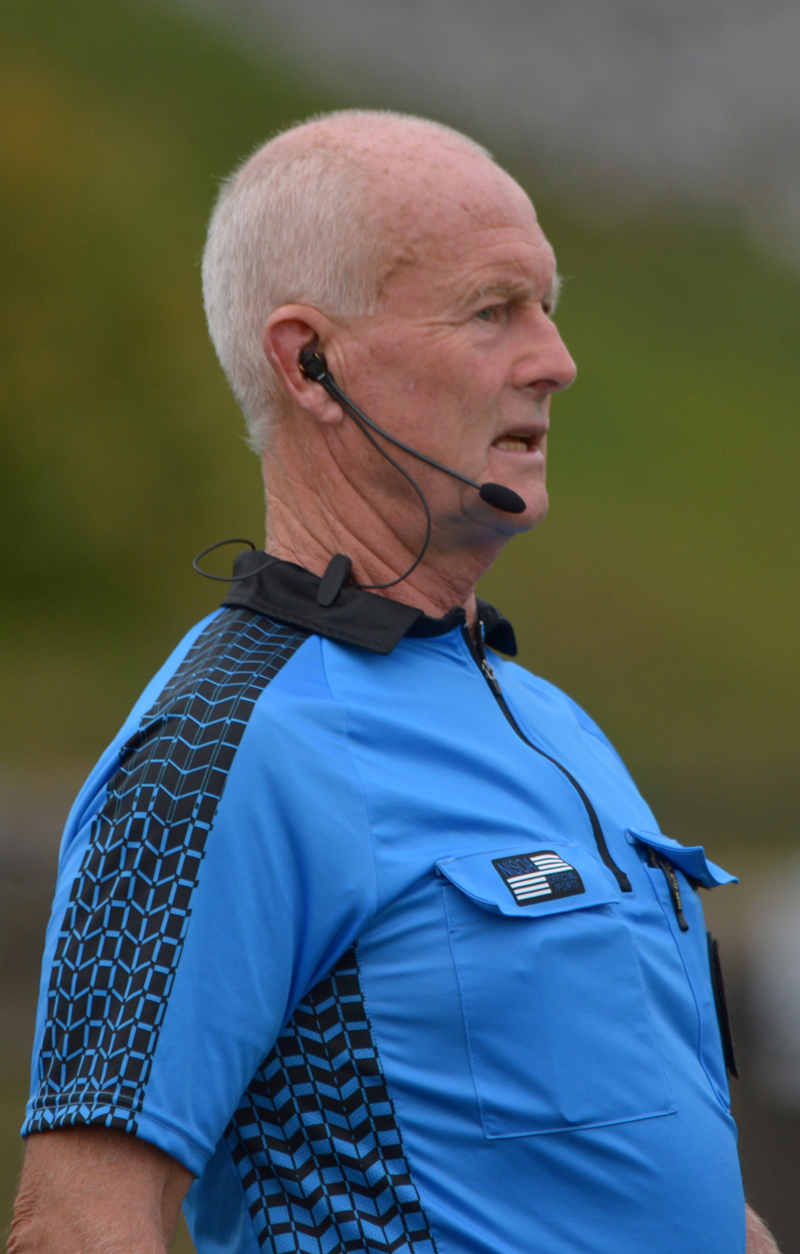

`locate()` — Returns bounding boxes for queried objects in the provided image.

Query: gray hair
[201,110,490,455]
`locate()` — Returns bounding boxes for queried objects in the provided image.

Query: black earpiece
[299,348,328,382]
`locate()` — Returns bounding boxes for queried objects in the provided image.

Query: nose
[514,307,577,395]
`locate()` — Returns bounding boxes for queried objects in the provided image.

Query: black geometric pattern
[227,947,437,1254]
[28,609,307,1135]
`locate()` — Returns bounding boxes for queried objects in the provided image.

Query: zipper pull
[463,624,502,694]
[480,657,504,699]
[471,620,505,696]
[647,847,689,931]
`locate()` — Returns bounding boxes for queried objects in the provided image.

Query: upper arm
[9,1127,193,1254]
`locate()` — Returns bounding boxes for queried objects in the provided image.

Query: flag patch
[492,851,585,906]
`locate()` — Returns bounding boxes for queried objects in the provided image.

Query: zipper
[462,624,632,894]
[646,846,690,931]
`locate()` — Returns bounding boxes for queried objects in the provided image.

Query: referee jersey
[25,553,744,1254]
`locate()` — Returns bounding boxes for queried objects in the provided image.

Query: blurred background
[1,0,798,1248]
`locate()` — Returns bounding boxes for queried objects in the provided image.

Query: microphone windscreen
[479,482,527,514]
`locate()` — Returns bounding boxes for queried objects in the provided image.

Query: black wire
[307,367,440,590]
[320,373,481,491]
[192,537,272,582]
[341,409,432,590]
[194,362,437,591]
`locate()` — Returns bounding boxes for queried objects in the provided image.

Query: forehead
[375,148,554,310]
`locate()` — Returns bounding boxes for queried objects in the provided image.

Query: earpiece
[299,348,328,382]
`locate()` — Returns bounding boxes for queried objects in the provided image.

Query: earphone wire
[341,407,433,590]
[320,373,479,491]
[305,359,452,590]
[193,537,274,582]
[195,356,441,591]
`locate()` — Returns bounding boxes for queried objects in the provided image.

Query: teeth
[494,436,530,452]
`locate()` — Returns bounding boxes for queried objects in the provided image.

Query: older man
[11,111,777,1254]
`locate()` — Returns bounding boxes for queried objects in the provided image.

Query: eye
[475,306,496,322]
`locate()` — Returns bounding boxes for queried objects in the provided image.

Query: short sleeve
[23,609,377,1175]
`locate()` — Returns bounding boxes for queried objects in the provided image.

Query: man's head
[202,110,576,605]
[203,111,499,450]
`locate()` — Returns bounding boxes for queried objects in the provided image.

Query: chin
[521,503,549,533]
[515,482,549,532]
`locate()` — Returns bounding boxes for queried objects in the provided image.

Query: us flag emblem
[492,851,585,906]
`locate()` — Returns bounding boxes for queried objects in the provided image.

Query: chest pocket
[437,843,675,1139]
[628,828,737,1106]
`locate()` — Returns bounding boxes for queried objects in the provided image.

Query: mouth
[491,430,546,454]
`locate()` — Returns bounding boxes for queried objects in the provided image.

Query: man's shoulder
[61,610,315,853]
[143,606,311,721]
[112,607,317,804]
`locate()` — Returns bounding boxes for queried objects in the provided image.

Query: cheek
[357,334,499,453]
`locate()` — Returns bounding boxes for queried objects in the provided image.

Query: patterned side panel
[227,947,437,1254]
[28,609,308,1134]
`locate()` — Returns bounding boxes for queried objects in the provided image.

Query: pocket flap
[627,828,737,888]
[436,843,620,917]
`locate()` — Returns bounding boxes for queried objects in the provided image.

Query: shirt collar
[221,551,517,658]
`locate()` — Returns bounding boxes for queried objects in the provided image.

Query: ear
[263,305,345,425]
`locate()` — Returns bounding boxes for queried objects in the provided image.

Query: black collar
[221,551,517,657]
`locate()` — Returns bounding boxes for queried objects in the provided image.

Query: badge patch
[492,851,585,906]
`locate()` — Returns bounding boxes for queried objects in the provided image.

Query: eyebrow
[469,270,563,312]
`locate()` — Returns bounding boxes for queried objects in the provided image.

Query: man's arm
[746,1203,781,1254]
[8,1127,193,1254]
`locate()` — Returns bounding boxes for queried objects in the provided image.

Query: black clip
[317,554,352,606]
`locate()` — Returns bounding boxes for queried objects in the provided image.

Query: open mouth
[492,432,543,453]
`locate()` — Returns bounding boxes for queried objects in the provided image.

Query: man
[10,110,779,1254]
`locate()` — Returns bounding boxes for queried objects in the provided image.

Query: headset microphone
[299,349,527,517]
[179,347,525,601]
[298,347,526,595]
[193,351,528,597]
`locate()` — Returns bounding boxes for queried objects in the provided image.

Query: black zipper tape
[463,626,632,894]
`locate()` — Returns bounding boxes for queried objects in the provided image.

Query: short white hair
[201,109,490,455]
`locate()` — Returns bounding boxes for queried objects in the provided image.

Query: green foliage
[481,206,800,842]
[0,0,327,752]
[0,0,798,848]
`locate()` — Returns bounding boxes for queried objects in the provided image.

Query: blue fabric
[26,609,744,1254]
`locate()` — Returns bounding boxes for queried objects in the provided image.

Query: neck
[263,457,506,632]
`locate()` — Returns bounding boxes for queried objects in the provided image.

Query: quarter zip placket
[462,624,632,894]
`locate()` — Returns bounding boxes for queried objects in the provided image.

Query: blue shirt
[24,554,744,1254]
